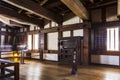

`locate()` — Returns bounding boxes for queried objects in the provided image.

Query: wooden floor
[3,58,120,80]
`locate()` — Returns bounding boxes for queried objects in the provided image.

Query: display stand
[17,44,27,64]
[20,50,24,64]
[71,49,77,74]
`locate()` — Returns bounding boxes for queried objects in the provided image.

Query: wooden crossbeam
[0,5,44,27]
[61,0,89,20]
[118,0,120,16]
[46,1,62,8]
[90,0,94,3]
[89,0,117,9]
[3,0,62,23]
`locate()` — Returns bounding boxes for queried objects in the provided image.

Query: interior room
[0,0,120,80]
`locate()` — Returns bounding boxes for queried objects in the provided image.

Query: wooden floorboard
[3,58,120,80]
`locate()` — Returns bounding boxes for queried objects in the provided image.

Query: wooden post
[0,52,1,59]
[71,30,73,37]
[83,26,90,65]
[20,50,24,64]
[14,63,19,80]
[40,50,44,60]
[39,33,45,61]
[1,63,5,75]
[119,55,120,68]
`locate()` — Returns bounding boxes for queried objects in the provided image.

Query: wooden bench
[0,59,19,80]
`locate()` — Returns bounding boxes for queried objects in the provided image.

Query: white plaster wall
[33,34,39,50]
[44,21,58,28]
[1,28,6,31]
[91,55,120,66]
[51,21,58,27]
[20,28,23,32]
[47,32,58,50]
[43,53,58,61]
[73,29,83,36]
[63,16,83,25]
[30,25,35,31]
[44,23,50,28]
[63,31,71,37]
[27,35,32,50]
[31,53,40,59]
[1,35,5,45]
[8,36,11,43]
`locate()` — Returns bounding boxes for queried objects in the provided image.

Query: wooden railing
[0,59,19,80]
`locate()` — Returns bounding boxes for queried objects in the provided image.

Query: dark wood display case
[58,37,83,65]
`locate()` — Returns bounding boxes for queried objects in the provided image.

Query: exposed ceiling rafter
[3,0,63,24]
[61,0,89,20]
[90,0,94,3]
[118,0,120,16]
[40,0,48,6]
[89,0,117,9]
[0,5,44,27]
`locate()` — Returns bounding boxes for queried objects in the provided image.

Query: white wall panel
[91,55,120,66]
[31,53,40,59]
[1,35,5,45]
[63,16,83,25]
[33,34,39,50]
[73,29,83,36]
[43,53,58,61]
[27,35,32,50]
[47,32,58,50]
[63,31,71,37]
[44,23,50,28]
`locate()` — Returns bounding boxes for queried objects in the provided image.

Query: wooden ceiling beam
[40,0,48,6]
[61,0,89,20]
[0,5,44,28]
[3,0,62,23]
[89,0,117,9]
[118,0,120,16]
[46,1,62,8]
[90,0,94,3]
[9,20,29,27]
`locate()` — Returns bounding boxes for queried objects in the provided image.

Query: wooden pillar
[14,63,19,80]
[49,21,52,28]
[1,63,5,75]
[58,24,62,38]
[102,7,106,22]
[39,33,44,60]
[0,50,1,59]
[0,27,1,59]
[58,31,62,38]
[71,30,73,37]
[39,33,47,60]
[5,27,8,44]
[119,55,120,67]
[83,26,90,65]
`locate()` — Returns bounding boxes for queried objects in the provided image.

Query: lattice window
[33,34,39,50]
[107,28,119,51]
[27,35,32,50]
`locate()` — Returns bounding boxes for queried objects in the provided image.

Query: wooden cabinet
[58,37,83,65]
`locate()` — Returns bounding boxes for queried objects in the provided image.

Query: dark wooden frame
[90,21,120,56]
[0,59,19,80]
